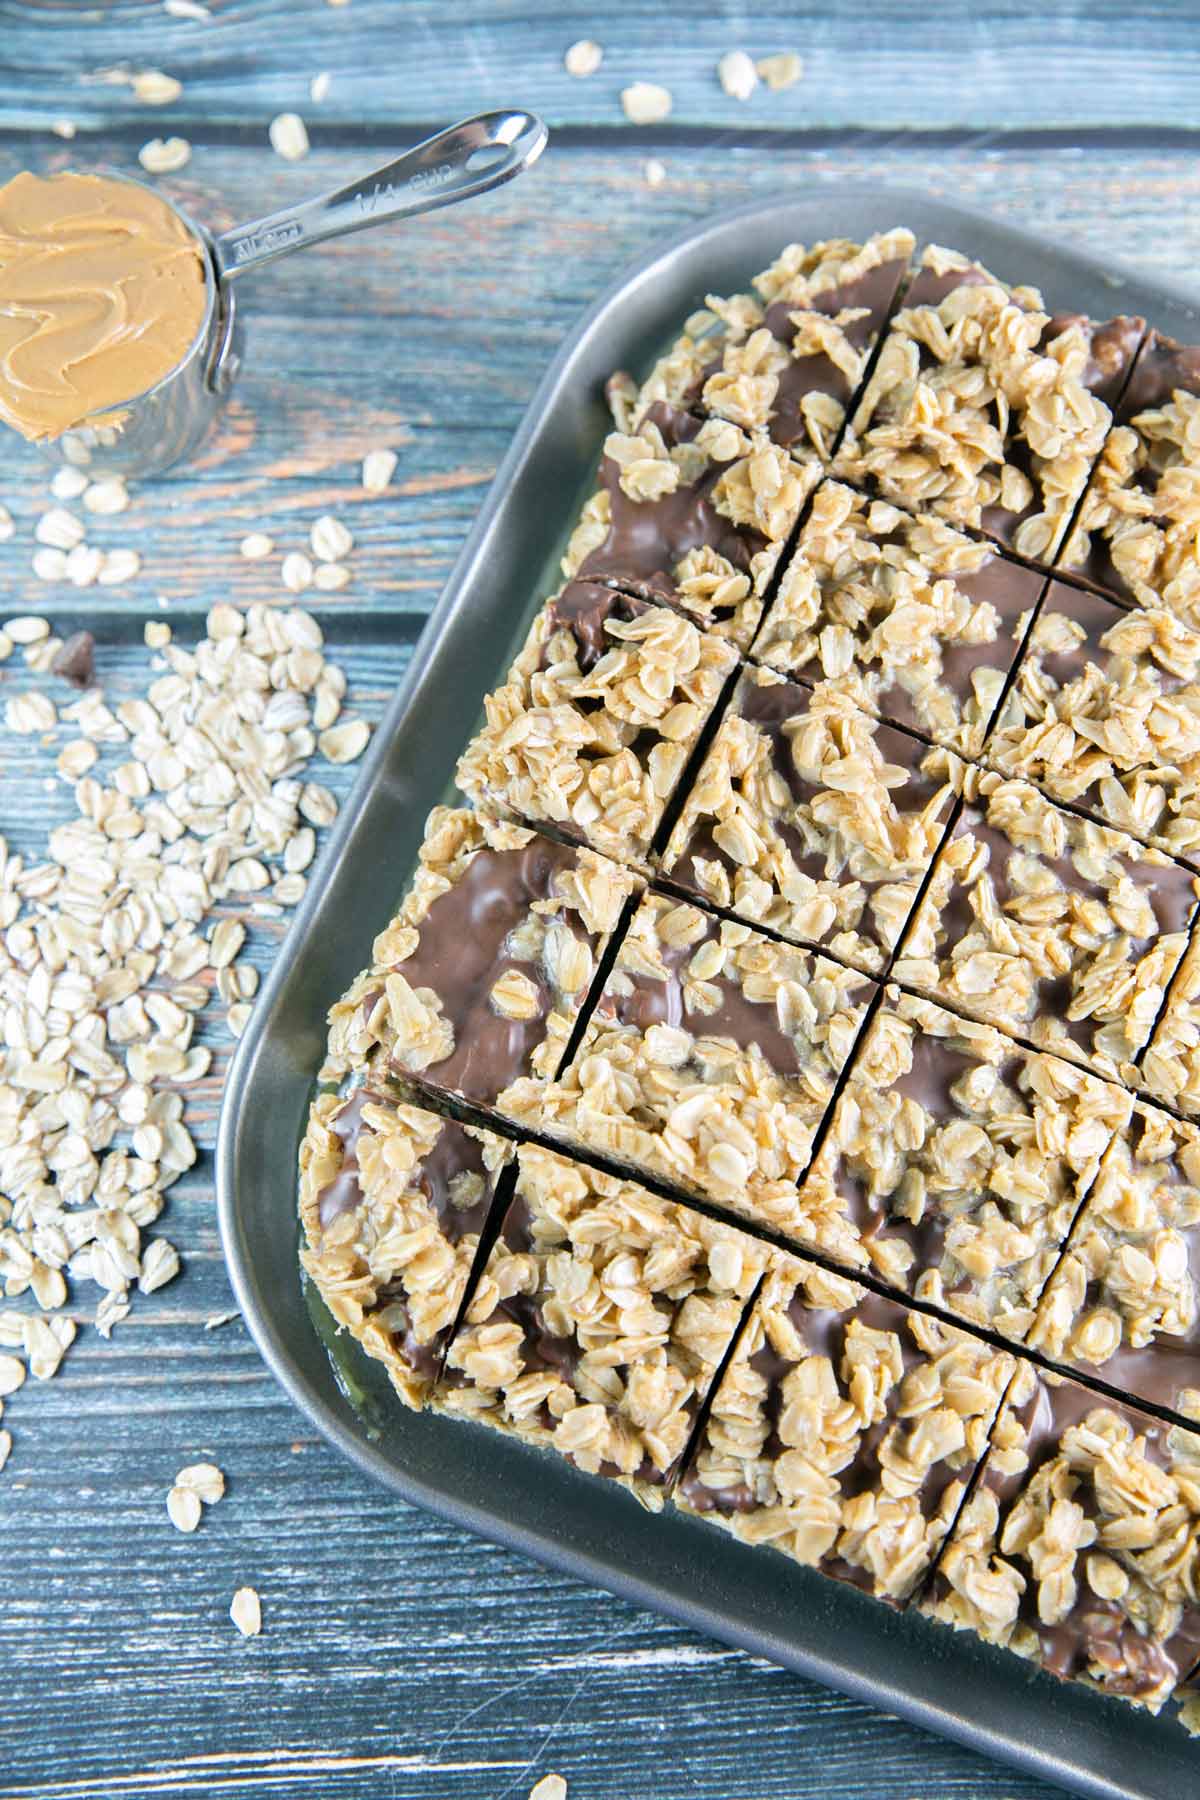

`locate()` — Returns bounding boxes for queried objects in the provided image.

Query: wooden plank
[2,122,1197,1800]
[2,0,1200,134]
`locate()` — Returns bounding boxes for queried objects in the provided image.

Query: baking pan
[217,187,1200,1800]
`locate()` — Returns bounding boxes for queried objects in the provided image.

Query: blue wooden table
[3,6,1199,1796]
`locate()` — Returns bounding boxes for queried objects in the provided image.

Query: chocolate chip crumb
[51,630,95,689]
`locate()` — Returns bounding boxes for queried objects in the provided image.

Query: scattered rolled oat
[757,50,804,90]
[0,504,14,543]
[239,532,274,561]
[281,551,314,593]
[644,158,666,188]
[98,548,141,585]
[51,120,77,139]
[310,515,353,563]
[269,113,310,162]
[230,1586,262,1637]
[164,0,212,18]
[131,69,183,105]
[83,479,130,516]
[139,137,192,175]
[51,467,88,501]
[564,39,602,78]
[718,49,759,101]
[318,717,369,764]
[175,1460,225,1504]
[361,448,397,494]
[36,508,85,551]
[31,548,66,582]
[166,1484,202,1532]
[529,1777,567,1800]
[5,616,50,645]
[621,82,673,125]
[309,71,331,103]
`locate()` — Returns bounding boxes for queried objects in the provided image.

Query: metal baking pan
[216,187,1200,1800]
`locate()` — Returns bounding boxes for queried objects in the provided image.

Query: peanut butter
[0,171,209,441]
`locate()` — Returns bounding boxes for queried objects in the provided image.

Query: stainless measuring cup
[50,107,548,478]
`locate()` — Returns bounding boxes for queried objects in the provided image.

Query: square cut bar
[502,891,876,1260]
[659,665,959,975]
[834,245,1144,567]
[1063,330,1200,623]
[983,575,1200,862]
[753,480,1047,756]
[1031,1101,1200,1423]
[298,1085,512,1409]
[561,406,813,651]
[894,765,1200,1083]
[434,1140,768,1510]
[456,582,738,864]
[319,806,639,1111]
[626,228,914,468]
[921,1366,1200,1715]
[799,990,1132,1333]
[675,1254,1017,1606]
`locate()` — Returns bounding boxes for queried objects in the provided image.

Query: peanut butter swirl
[0,170,208,441]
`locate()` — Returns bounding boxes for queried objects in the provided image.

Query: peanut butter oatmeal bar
[456,581,738,862]
[659,665,958,974]
[834,246,1144,567]
[502,891,875,1259]
[983,576,1200,861]
[435,1140,767,1509]
[319,805,639,1111]
[561,404,812,650]
[922,1367,1200,1714]
[1063,330,1200,622]
[1031,1101,1200,1422]
[626,228,914,466]
[799,990,1132,1334]
[299,1087,511,1409]
[752,480,1047,755]
[676,1254,1017,1605]
[894,766,1200,1082]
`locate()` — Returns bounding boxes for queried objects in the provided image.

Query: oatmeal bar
[753,480,1047,755]
[922,1366,1200,1713]
[502,891,875,1260]
[834,245,1144,566]
[626,228,914,466]
[1063,330,1200,622]
[435,1140,767,1510]
[659,665,958,974]
[456,581,738,863]
[676,1254,1016,1605]
[561,405,812,650]
[983,575,1200,861]
[799,990,1132,1333]
[320,805,639,1111]
[894,766,1200,1082]
[1031,1101,1200,1422]
[298,1087,511,1409]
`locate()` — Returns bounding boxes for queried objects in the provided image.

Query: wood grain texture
[3,0,1200,133]
[2,5,1200,1795]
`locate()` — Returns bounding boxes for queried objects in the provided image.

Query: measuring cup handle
[211,108,547,283]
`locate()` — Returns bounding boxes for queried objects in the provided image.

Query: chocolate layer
[298,1091,510,1409]
[801,990,1132,1331]
[1031,1102,1200,1419]
[678,1257,1015,1605]
[506,892,876,1259]
[895,769,1200,1082]
[755,480,1046,757]
[924,1368,1200,1712]
[985,576,1200,858]
[660,665,957,973]
[435,1141,767,1508]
